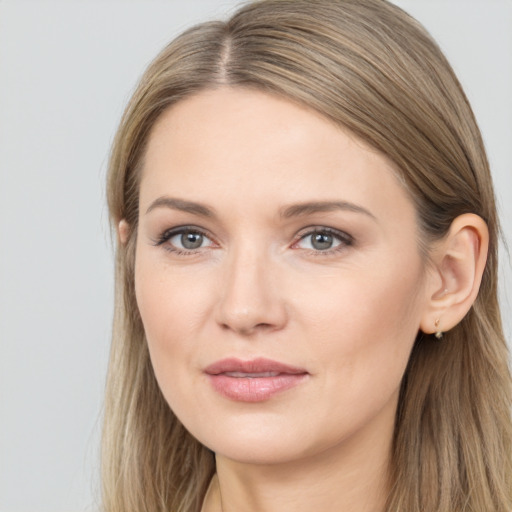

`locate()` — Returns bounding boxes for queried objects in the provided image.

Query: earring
[434,318,443,340]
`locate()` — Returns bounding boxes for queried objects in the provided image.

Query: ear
[118,219,130,246]
[420,213,489,336]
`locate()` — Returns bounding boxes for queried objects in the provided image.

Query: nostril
[254,322,274,331]
[219,321,275,336]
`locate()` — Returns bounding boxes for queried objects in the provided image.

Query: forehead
[139,87,414,225]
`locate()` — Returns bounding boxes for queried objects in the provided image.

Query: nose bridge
[216,240,286,334]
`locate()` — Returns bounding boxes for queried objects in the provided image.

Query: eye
[294,228,352,252]
[171,230,207,250]
[154,227,215,253]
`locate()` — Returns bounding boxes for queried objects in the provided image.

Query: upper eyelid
[294,226,353,241]
[162,225,211,238]
[153,225,216,247]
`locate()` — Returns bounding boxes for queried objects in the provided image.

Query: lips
[204,357,309,402]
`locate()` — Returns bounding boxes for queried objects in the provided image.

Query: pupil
[312,232,333,250]
[181,232,203,249]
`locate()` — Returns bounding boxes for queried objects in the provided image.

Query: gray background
[0,1,510,511]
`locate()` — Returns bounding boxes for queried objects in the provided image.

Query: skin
[129,87,483,512]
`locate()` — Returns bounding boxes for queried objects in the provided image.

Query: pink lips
[204,357,308,402]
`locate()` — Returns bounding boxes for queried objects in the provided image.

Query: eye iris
[181,232,203,249]
[311,232,333,250]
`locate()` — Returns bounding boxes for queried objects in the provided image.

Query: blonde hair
[103,1,512,511]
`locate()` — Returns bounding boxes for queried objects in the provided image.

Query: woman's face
[134,87,431,465]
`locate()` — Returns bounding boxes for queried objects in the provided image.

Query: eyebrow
[145,197,215,217]
[280,201,376,221]
[145,196,376,221]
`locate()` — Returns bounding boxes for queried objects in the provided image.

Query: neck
[202,419,393,512]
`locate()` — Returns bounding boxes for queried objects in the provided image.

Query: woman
[102,1,512,511]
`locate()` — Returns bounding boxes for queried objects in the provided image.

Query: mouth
[204,358,309,402]
[222,371,282,378]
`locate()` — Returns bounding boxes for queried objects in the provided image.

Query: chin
[183,411,347,467]
[207,434,312,466]
[180,409,312,465]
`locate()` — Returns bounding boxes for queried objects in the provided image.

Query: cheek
[134,251,211,378]
[134,263,213,431]
[135,238,214,324]
[278,264,425,453]
[296,258,425,394]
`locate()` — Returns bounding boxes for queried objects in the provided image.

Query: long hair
[103,1,512,511]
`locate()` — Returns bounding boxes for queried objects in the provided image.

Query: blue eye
[295,228,352,252]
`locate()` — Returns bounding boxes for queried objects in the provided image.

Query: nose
[215,247,288,336]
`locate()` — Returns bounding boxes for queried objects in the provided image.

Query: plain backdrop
[0,1,510,511]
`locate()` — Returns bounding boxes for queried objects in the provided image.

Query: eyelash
[293,227,354,256]
[152,226,215,255]
[152,225,353,256]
